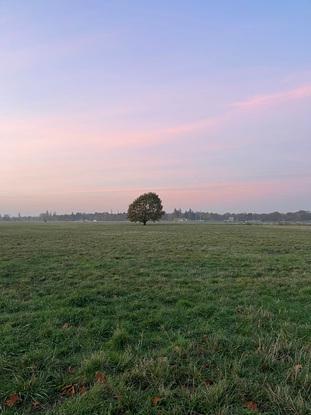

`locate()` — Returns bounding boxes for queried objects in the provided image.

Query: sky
[1,0,311,215]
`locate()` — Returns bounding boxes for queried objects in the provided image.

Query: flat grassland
[0,223,310,415]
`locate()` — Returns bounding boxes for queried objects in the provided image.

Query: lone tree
[128,192,164,225]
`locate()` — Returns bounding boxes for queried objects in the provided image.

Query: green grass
[0,222,310,415]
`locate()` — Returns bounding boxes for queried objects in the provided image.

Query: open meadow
[0,222,310,415]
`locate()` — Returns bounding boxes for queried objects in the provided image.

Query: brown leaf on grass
[79,385,88,395]
[61,384,76,397]
[244,401,258,411]
[95,371,107,384]
[204,379,214,387]
[32,400,42,410]
[62,323,70,329]
[4,393,21,407]
[151,396,161,406]
[294,364,303,375]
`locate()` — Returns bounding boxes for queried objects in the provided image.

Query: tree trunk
[143,221,146,225]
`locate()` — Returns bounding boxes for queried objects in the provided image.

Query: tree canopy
[127,192,164,225]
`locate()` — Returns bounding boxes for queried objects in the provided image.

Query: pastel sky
[1,1,311,215]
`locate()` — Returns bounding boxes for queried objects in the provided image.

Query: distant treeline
[167,208,311,223]
[1,209,311,223]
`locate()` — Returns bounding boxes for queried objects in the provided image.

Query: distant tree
[40,210,51,223]
[128,192,164,225]
[173,208,182,218]
[184,208,196,220]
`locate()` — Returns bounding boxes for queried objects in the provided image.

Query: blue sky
[1,1,311,214]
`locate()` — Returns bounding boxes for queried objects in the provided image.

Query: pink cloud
[232,84,311,110]
[1,81,311,214]
[1,82,310,157]
[0,113,227,152]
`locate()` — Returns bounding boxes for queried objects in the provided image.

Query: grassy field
[0,222,310,415]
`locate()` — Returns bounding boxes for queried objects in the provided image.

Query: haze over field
[1,1,311,215]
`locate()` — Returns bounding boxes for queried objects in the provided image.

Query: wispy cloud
[231,84,311,110]
[1,83,311,154]
[1,82,310,177]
